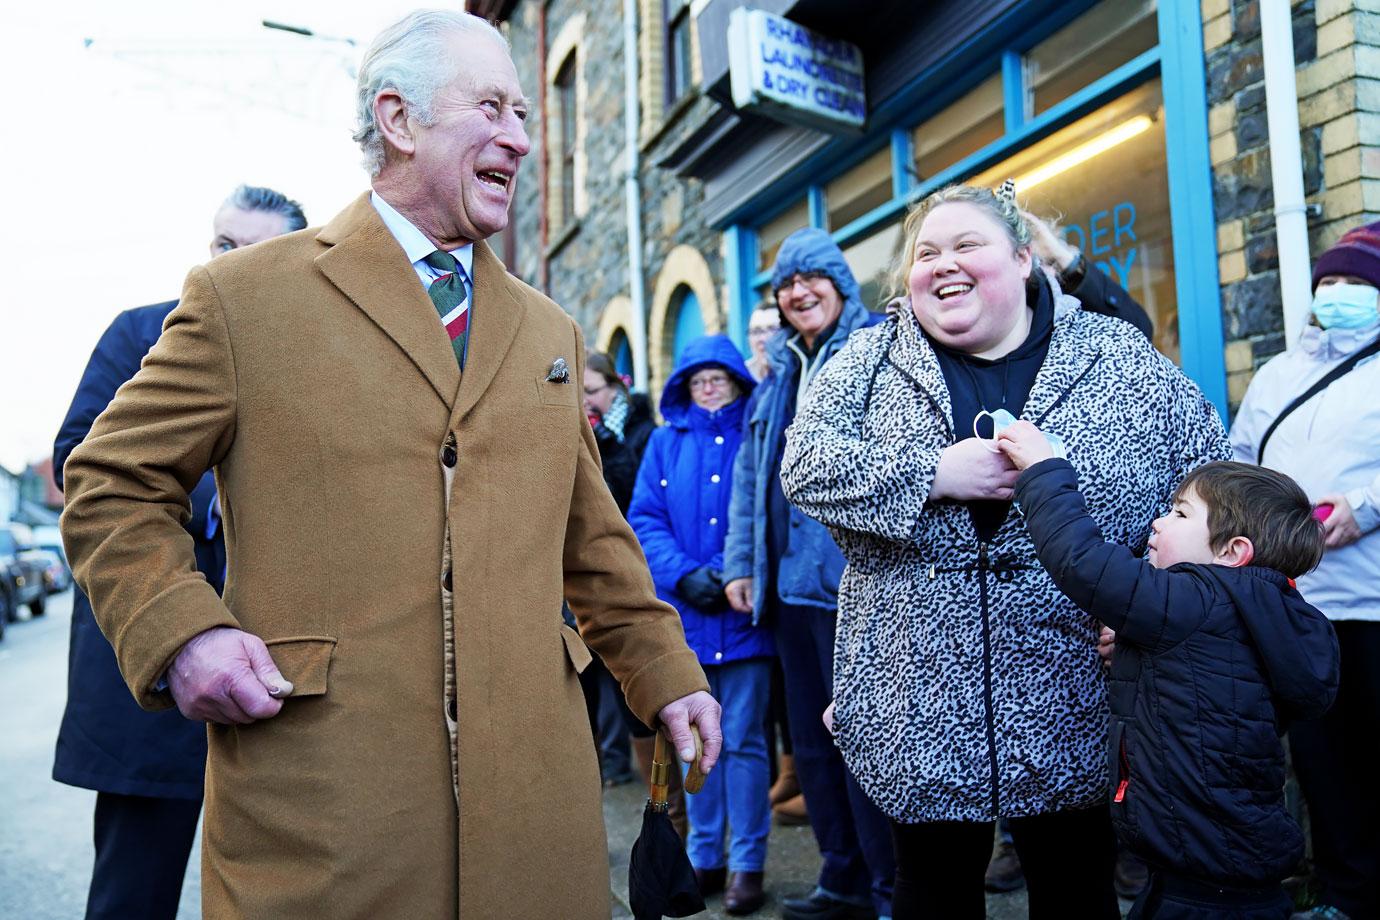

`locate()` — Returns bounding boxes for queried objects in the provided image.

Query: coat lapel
[315,193,461,407]
[451,240,528,424]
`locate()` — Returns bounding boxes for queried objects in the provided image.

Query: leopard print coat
[781,298,1229,822]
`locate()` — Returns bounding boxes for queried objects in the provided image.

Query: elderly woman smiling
[780,184,1229,919]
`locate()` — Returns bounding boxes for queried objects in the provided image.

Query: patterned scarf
[594,389,631,443]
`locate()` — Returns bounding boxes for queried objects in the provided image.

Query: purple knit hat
[1313,219,1380,291]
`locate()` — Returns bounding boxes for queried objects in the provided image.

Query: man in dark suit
[52,185,305,920]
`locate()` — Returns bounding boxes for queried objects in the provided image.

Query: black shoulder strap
[1258,334,1380,464]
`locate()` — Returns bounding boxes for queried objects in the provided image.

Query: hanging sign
[727,8,866,132]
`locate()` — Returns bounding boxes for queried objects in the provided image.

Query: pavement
[2,590,1116,919]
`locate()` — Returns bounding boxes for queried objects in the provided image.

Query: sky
[0,1,436,472]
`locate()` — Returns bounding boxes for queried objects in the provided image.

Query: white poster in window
[728,8,866,133]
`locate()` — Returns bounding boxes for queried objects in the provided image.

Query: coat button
[660,479,668,487]
[443,569,453,591]
[447,698,457,721]
[709,517,718,526]
[714,652,723,661]
[441,445,457,468]
[710,474,720,483]
[714,436,724,445]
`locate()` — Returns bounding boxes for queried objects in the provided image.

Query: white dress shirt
[370,191,473,297]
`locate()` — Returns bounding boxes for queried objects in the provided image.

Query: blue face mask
[1311,282,1380,330]
[973,408,1066,459]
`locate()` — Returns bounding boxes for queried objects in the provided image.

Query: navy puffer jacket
[629,335,774,666]
[1015,459,1340,887]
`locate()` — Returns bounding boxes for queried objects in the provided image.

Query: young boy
[997,421,1340,920]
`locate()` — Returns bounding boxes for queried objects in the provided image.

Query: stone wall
[503,0,726,392]
[1205,0,1380,408]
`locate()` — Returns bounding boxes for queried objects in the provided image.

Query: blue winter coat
[629,335,773,666]
[1016,458,1339,886]
[723,228,882,618]
[52,301,224,800]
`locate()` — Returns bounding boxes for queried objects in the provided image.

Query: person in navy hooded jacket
[630,334,773,914]
[998,421,1339,920]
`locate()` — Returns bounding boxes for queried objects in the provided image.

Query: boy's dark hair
[1175,461,1325,578]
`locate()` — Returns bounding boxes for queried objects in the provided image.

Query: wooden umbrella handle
[651,726,706,800]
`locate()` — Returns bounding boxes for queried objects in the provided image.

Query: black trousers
[1126,873,1290,920]
[890,804,1120,920]
[1289,619,1380,918]
[87,792,202,920]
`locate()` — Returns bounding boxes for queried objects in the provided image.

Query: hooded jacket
[781,291,1229,822]
[629,336,772,665]
[1015,459,1339,886]
[723,228,881,618]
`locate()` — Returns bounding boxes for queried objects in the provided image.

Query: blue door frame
[723,0,1227,419]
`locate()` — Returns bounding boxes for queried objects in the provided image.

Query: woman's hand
[725,577,754,614]
[996,420,1055,471]
[930,439,1021,502]
[1317,493,1363,548]
[1023,210,1078,272]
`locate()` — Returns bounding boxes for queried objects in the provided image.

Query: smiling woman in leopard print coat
[781,185,1229,918]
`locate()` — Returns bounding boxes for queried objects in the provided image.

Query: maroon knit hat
[1313,219,1380,291]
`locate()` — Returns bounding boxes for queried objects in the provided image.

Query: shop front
[677,0,1225,414]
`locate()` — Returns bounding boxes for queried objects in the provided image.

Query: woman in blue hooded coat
[629,334,774,914]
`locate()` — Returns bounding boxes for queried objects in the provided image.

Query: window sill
[641,91,700,152]
[545,217,582,260]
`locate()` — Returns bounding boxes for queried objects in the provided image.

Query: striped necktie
[424,250,470,370]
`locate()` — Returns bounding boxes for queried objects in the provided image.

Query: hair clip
[995,179,1017,206]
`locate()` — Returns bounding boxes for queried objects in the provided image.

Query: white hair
[353,9,509,177]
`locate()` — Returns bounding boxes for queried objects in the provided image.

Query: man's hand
[724,577,753,614]
[657,690,722,775]
[168,626,293,724]
[1317,493,1363,549]
[996,420,1055,472]
[1023,210,1078,272]
[930,439,1021,502]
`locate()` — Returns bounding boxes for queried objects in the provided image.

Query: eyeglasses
[688,373,733,391]
[774,271,830,297]
[583,383,611,397]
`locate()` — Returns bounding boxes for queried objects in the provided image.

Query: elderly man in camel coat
[60,10,719,919]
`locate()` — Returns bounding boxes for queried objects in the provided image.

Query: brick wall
[1205,0,1380,408]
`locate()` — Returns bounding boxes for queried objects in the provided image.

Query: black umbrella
[628,729,706,920]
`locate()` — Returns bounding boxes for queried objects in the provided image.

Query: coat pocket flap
[264,636,338,697]
[559,625,593,674]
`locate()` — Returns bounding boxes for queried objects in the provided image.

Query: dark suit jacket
[53,300,223,799]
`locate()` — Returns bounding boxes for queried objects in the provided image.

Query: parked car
[0,523,48,625]
[31,549,71,593]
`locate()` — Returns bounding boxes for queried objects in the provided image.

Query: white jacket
[1230,322,1380,621]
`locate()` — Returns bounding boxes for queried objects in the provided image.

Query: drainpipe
[1260,1,1311,342]
[622,0,649,390]
[538,1,550,291]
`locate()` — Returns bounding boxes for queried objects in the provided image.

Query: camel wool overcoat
[60,193,709,919]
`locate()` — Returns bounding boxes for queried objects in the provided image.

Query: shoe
[724,871,766,915]
[1289,908,1353,920]
[769,753,801,806]
[773,792,809,826]
[695,866,726,897]
[1113,849,1149,899]
[781,890,877,920]
[983,837,1025,892]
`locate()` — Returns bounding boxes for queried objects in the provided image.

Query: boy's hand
[822,700,836,734]
[1097,626,1116,670]
[996,420,1055,471]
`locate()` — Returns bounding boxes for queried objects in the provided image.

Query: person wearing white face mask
[1230,219,1380,920]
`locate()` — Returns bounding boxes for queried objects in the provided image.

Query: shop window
[842,222,905,312]
[757,198,811,273]
[609,329,634,377]
[826,147,893,232]
[671,287,705,363]
[971,79,1177,360]
[555,54,578,229]
[912,74,1004,184]
[665,0,693,107]
[1025,0,1158,117]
